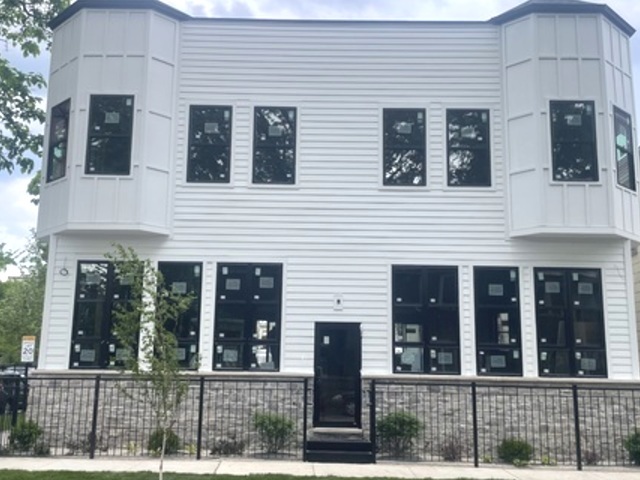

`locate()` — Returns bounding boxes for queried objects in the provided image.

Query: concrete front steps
[304,428,375,464]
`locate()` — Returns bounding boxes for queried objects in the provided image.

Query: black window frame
[158,262,203,370]
[534,268,607,378]
[382,108,426,186]
[85,94,134,175]
[187,105,233,183]
[214,263,282,371]
[613,106,636,191]
[252,106,296,185]
[550,100,598,182]
[447,109,491,187]
[46,99,71,183]
[474,267,522,376]
[392,265,460,375]
[70,261,138,369]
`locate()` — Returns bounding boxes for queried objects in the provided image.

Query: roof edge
[49,0,191,29]
[490,2,635,36]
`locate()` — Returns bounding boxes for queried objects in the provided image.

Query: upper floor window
[46,99,71,183]
[86,95,134,175]
[383,108,426,186]
[187,106,232,183]
[614,107,635,191]
[253,107,296,184]
[447,109,491,187]
[550,101,597,182]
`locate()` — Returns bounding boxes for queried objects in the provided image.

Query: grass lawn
[0,474,490,480]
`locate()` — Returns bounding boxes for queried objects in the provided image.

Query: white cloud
[0,174,38,280]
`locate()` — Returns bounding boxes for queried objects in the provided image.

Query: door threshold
[311,427,363,435]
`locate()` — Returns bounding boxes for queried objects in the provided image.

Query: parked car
[0,367,28,414]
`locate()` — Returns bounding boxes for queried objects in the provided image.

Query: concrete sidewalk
[0,457,639,479]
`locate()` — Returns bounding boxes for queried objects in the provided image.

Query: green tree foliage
[0,0,70,174]
[0,242,15,271]
[0,231,47,364]
[106,245,195,480]
[27,169,41,204]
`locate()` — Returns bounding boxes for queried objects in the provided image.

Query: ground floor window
[214,263,282,371]
[474,267,522,376]
[535,268,606,377]
[392,265,460,374]
[158,262,203,369]
[70,261,136,368]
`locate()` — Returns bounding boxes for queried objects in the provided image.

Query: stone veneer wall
[9,374,640,467]
[22,375,306,459]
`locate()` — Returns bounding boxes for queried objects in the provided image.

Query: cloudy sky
[1,0,639,278]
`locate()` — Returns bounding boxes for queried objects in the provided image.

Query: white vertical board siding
[505,14,640,240]
[38,16,83,235]
[602,19,640,237]
[38,9,180,238]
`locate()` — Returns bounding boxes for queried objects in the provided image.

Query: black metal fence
[1,374,639,469]
[373,379,640,469]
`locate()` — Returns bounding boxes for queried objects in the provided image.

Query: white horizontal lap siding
[179,22,500,100]
[44,234,632,375]
[283,261,389,374]
[603,263,635,377]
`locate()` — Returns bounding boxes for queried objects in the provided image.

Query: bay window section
[214,263,282,371]
[253,107,296,184]
[474,267,522,376]
[392,266,460,374]
[86,95,134,175]
[614,107,635,190]
[550,101,598,181]
[187,106,232,183]
[535,268,606,377]
[46,99,71,182]
[158,262,203,369]
[447,109,491,186]
[383,108,426,186]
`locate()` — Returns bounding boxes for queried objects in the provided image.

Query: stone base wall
[3,375,639,467]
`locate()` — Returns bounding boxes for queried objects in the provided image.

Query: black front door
[313,322,361,428]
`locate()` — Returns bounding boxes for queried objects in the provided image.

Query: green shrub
[209,436,246,456]
[540,454,557,466]
[9,419,43,452]
[583,449,600,466]
[147,428,180,455]
[377,411,421,457]
[624,430,640,465]
[253,412,294,454]
[33,441,51,457]
[440,436,464,461]
[497,438,533,466]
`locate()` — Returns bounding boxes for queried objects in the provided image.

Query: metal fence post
[9,376,19,427]
[89,375,101,459]
[572,384,583,471]
[196,376,205,460]
[370,379,377,463]
[471,382,479,467]
[302,377,308,461]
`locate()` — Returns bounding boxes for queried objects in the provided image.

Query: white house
[36,0,639,426]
